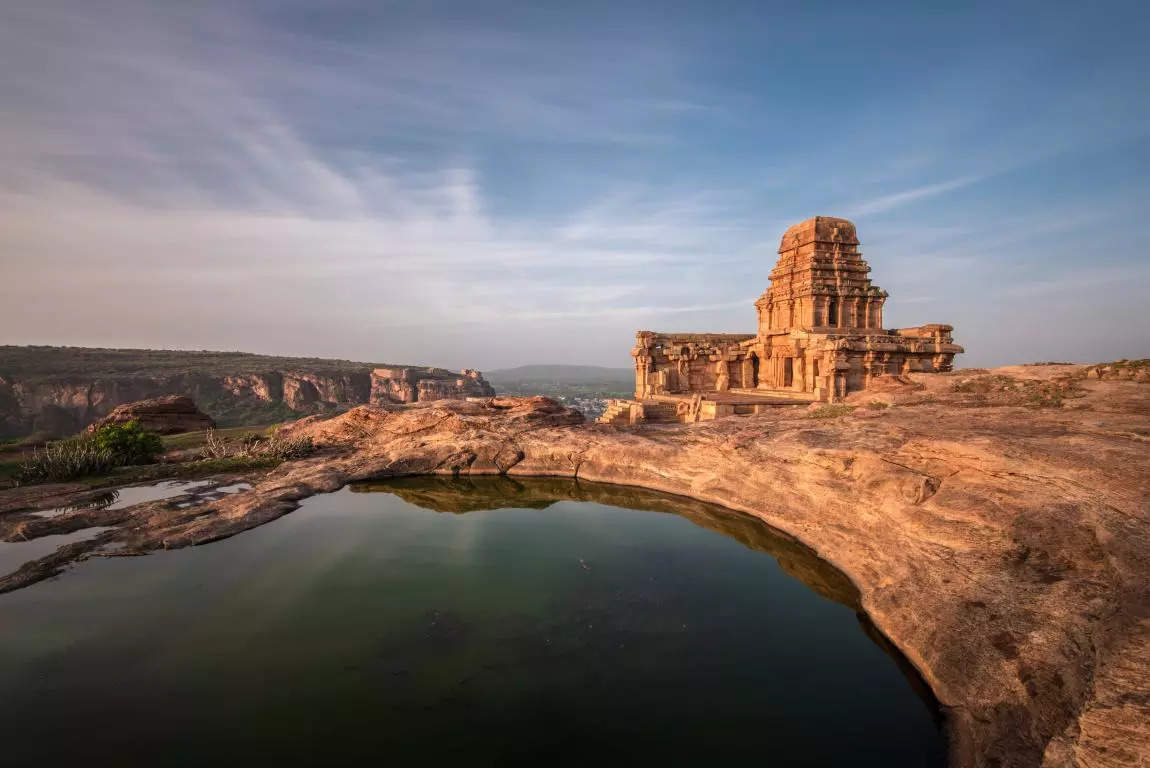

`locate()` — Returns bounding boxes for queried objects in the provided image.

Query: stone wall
[631,332,755,398]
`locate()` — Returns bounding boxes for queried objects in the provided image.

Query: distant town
[484,364,634,420]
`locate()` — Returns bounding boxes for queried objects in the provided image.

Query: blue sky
[1,0,1147,369]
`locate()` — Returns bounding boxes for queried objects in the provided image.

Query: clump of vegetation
[865,400,890,410]
[15,440,118,484]
[178,456,282,475]
[807,404,855,419]
[951,375,1018,395]
[262,431,316,460]
[14,420,163,484]
[197,427,315,462]
[199,429,240,459]
[86,420,163,464]
[1018,381,1077,409]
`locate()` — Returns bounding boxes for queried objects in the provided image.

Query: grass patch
[807,404,856,419]
[175,456,283,475]
[951,375,1018,395]
[865,401,890,410]
[162,425,275,451]
[15,440,118,484]
[195,426,316,462]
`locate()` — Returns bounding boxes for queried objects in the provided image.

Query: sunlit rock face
[369,367,495,405]
[85,395,215,435]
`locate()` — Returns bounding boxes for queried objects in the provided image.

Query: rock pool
[0,476,945,765]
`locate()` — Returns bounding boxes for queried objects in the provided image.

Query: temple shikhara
[600,215,963,424]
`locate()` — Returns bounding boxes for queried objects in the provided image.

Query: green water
[0,477,946,766]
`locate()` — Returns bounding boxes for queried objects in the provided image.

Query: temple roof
[778,215,859,252]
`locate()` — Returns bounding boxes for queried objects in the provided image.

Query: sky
[1,0,1148,370]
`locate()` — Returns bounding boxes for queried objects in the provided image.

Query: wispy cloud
[1,0,1147,368]
[845,175,987,216]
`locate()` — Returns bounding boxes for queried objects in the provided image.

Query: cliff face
[0,351,495,438]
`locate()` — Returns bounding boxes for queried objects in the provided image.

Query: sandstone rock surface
[85,395,215,435]
[2,365,1148,768]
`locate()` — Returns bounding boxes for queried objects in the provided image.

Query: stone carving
[715,359,730,392]
[603,216,964,424]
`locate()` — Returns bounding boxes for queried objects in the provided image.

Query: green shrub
[866,400,890,410]
[87,420,164,464]
[15,439,118,484]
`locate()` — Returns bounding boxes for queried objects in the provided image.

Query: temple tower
[754,216,887,336]
[606,214,963,424]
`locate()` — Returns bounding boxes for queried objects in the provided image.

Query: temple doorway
[783,358,794,388]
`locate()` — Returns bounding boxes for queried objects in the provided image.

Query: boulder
[86,395,215,435]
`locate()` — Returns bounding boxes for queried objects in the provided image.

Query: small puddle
[35,481,201,518]
[213,483,252,495]
[7,481,256,576]
[0,527,115,575]
[173,482,253,508]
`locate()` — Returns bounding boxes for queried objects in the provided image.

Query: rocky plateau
[1,362,1147,768]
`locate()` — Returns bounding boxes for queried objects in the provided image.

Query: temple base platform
[598,389,816,425]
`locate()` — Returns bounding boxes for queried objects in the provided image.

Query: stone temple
[599,216,963,424]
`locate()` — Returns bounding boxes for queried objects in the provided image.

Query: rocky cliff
[0,347,495,438]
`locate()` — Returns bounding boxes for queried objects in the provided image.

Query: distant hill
[485,364,633,384]
[0,346,407,381]
[0,345,492,438]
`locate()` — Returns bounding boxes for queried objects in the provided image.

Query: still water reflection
[0,476,945,766]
